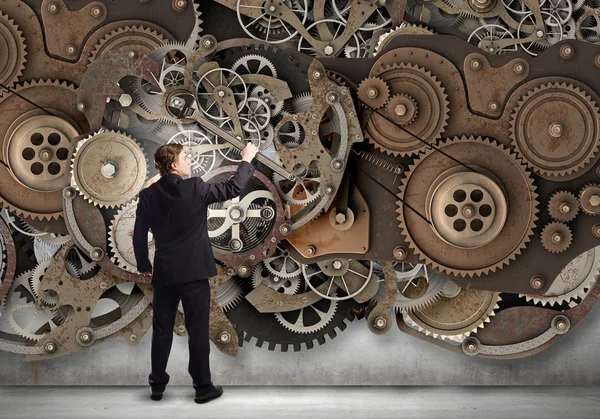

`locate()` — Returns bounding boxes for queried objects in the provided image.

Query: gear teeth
[397,136,538,277]
[548,190,579,222]
[0,12,28,87]
[231,53,278,79]
[541,222,573,254]
[185,3,204,48]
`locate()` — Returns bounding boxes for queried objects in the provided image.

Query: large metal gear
[365,63,450,156]
[508,82,600,179]
[397,136,538,277]
[520,246,600,307]
[70,130,148,208]
[375,24,434,55]
[0,11,27,87]
[403,288,502,342]
[108,199,156,273]
[87,26,167,67]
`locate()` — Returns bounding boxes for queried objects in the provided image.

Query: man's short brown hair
[154,144,183,177]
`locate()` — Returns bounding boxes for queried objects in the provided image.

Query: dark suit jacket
[132,161,255,288]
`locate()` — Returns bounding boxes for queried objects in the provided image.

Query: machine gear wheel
[272,168,322,206]
[87,26,167,67]
[509,82,600,179]
[231,53,278,78]
[252,262,301,295]
[0,79,88,221]
[375,24,434,55]
[403,289,502,342]
[70,130,148,208]
[397,136,538,277]
[520,246,600,307]
[365,63,449,156]
[548,190,579,222]
[579,183,600,215]
[108,199,156,273]
[541,222,573,253]
[263,244,302,279]
[357,77,390,109]
[0,11,27,87]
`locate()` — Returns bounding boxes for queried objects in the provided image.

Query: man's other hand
[241,143,259,163]
[141,268,153,276]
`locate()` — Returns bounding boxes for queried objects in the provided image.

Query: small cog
[579,184,600,215]
[541,222,573,253]
[548,190,579,222]
[357,77,390,109]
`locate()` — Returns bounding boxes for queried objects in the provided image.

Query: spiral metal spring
[353,150,404,176]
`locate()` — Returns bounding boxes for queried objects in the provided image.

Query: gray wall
[2,304,599,386]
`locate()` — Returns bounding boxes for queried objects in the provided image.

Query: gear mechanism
[0,11,27,87]
[548,190,579,222]
[541,222,573,253]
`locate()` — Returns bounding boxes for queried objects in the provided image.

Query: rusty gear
[403,289,501,342]
[509,82,600,179]
[397,136,538,277]
[365,63,449,156]
[70,130,148,208]
[541,222,573,253]
[357,77,390,109]
[386,94,419,126]
[579,184,600,215]
[0,12,27,88]
[88,26,167,67]
[375,24,434,56]
[0,80,88,221]
[548,190,579,222]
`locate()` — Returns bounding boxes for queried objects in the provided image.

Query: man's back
[133,161,255,288]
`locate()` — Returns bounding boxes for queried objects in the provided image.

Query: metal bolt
[335,212,346,224]
[66,45,77,56]
[230,238,242,251]
[556,320,567,331]
[260,207,274,220]
[91,6,102,18]
[332,260,343,270]
[514,63,525,74]
[560,45,573,58]
[40,149,52,161]
[305,245,316,256]
[226,267,235,276]
[536,30,544,37]
[64,188,74,198]
[466,342,477,352]
[332,159,343,170]
[280,224,291,235]
[80,332,91,342]
[395,104,407,116]
[269,5,276,11]
[99,282,108,290]
[173,0,186,11]
[328,93,338,103]
[238,264,250,276]
[593,224,600,238]
[367,88,378,98]
[313,71,322,79]
[202,38,214,48]
[470,59,481,70]
[91,248,102,259]
[462,205,475,218]
[549,123,563,138]
[488,101,499,112]
[48,2,59,13]
[552,232,563,243]
[530,275,544,290]
[217,90,226,98]
[44,341,57,354]
[101,161,117,178]
[128,50,138,59]
[219,331,231,343]
[130,334,138,342]
[230,208,242,219]
[119,94,133,107]
[324,185,335,195]
[393,246,407,260]
[379,0,387,5]
[77,102,87,112]
[559,202,571,214]
[324,46,334,56]
[373,316,387,329]
[590,195,600,207]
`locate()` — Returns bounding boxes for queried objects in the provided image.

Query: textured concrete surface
[1,386,599,419]
[1,302,599,386]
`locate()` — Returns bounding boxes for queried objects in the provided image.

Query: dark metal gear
[0,11,27,87]
[509,82,600,179]
[548,190,579,222]
[579,184,600,216]
[397,136,538,277]
[87,26,167,67]
[357,77,390,109]
[541,222,573,253]
[365,62,449,156]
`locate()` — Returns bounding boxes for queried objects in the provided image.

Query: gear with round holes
[541,222,573,253]
[403,289,502,342]
[357,77,391,109]
[0,12,27,88]
[70,130,148,208]
[579,184,600,215]
[397,136,538,277]
[509,82,600,179]
[548,190,579,222]
[365,62,450,156]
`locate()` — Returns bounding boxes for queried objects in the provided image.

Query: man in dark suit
[133,142,259,403]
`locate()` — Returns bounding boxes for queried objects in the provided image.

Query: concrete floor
[0,386,599,419]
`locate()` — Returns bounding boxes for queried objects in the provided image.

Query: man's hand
[141,267,153,277]
[241,143,259,163]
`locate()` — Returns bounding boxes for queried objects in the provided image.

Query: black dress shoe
[194,385,223,404]
[150,391,163,401]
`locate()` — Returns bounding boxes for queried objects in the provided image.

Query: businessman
[133,141,259,403]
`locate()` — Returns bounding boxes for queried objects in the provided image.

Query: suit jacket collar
[161,173,184,182]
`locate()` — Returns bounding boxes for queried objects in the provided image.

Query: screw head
[101,161,117,178]
[80,332,91,342]
[119,93,133,107]
[324,46,334,56]
[77,102,87,112]
[593,224,600,238]
[394,104,407,116]
[549,122,563,138]
[462,205,475,218]
[393,246,407,260]
[332,260,343,270]
[560,203,571,214]
[374,316,387,329]
[40,149,52,161]
[530,275,544,290]
[202,38,214,48]
[238,264,250,276]
[324,185,335,195]
[305,245,316,256]
[217,90,226,98]
[470,59,481,70]
[280,224,291,235]
[313,71,322,79]
[488,101,499,112]
[48,2,59,13]
[100,282,108,290]
[556,320,567,331]
[66,45,77,56]
[91,6,102,17]
[560,45,573,58]
[219,331,231,343]
[226,267,235,276]
[552,232,563,243]
[44,340,58,354]
[367,88,378,98]
[128,50,138,59]
[335,212,346,224]
[536,30,545,37]
[229,238,243,251]
[129,334,138,342]
[589,194,600,207]
[514,63,525,74]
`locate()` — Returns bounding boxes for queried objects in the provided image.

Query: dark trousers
[148,279,213,393]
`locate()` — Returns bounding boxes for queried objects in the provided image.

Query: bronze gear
[357,76,390,109]
[548,190,579,222]
[541,222,573,253]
